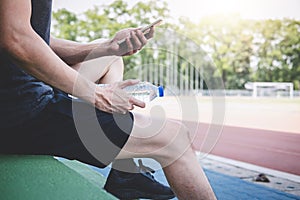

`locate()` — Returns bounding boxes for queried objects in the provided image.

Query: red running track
[187,122,300,176]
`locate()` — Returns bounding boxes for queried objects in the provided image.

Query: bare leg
[72,53,216,199]
[163,149,216,199]
[116,113,216,200]
[72,54,138,170]
[72,55,123,84]
[72,38,124,84]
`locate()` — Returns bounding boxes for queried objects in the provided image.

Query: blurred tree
[254,19,300,89]
[52,1,300,90]
[177,16,300,90]
[53,0,171,75]
[178,15,254,89]
[52,8,80,41]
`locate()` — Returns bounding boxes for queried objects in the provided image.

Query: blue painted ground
[90,163,300,200]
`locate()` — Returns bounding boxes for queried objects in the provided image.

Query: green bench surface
[0,155,116,200]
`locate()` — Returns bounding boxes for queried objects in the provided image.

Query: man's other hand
[94,79,146,114]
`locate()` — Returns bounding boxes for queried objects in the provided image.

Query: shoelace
[137,159,169,189]
[138,159,156,179]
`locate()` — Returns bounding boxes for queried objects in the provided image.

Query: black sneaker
[104,159,175,200]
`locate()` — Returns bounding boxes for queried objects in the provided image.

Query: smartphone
[140,19,163,34]
[117,19,163,45]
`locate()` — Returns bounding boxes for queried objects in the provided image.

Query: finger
[111,91,133,111]
[95,89,130,114]
[102,97,127,114]
[128,103,134,110]
[111,106,127,114]
[131,31,142,51]
[95,95,119,114]
[125,37,134,55]
[109,95,132,113]
[127,27,137,31]
[145,26,155,39]
[129,96,146,108]
[114,104,132,114]
[119,79,140,89]
[96,101,113,114]
[136,30,148,46]
[114,103,133,113]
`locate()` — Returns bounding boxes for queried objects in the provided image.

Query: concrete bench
[0,155,116,200]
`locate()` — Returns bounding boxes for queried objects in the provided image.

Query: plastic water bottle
[124,82,164,102]
[98,82,164,102]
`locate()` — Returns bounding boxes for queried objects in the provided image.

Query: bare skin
[0,0,216,199]
[0,0,148,113]
[68,55,216,199]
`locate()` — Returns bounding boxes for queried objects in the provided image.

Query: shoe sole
[108,188,175,200]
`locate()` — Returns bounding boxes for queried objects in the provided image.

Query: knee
[112,56,124,71]
[151,120,193,164]
[101,56,124,75]
[164,120,191,147]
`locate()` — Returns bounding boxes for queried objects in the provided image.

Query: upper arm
[0,0,33,49]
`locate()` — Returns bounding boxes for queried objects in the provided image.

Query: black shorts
[0,92,134,168]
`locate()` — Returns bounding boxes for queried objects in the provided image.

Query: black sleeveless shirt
[0,0,54,128]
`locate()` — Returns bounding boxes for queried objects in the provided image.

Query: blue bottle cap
[158,86,164,97]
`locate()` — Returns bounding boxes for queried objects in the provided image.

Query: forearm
[50,26,155,66]
[1,30,96,104]
[50,36,114,66]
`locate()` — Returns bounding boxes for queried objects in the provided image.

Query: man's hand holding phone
[117,19,162,45]
[108,19,162,56]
